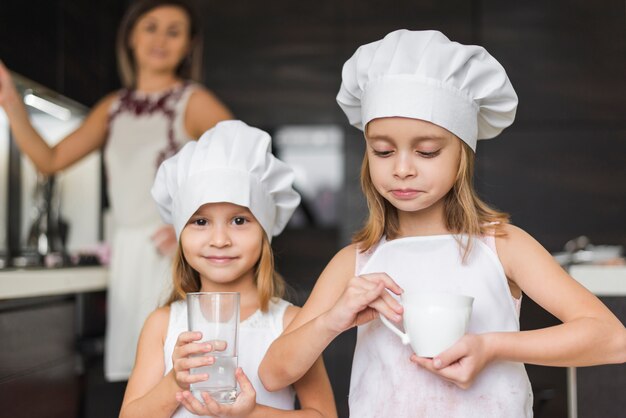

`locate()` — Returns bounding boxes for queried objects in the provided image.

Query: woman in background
[0,0,233,382]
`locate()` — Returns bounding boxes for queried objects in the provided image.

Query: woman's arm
[0,61,113,174]
[184,87,233,138]
[259,244,403,391]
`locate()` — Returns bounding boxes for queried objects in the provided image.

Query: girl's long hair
[116,0,203,88]
[353,140,509,260]
[164,232,285,311]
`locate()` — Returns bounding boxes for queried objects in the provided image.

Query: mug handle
[379,314,411,346]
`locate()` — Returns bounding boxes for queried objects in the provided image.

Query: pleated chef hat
[151,120,301,240]
[336,29,518,150]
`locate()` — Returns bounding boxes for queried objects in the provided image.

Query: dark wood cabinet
[0,295,79,418]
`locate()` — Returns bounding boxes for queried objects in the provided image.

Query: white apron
[349,235,533,417]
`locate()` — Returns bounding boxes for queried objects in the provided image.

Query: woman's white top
[103,83,198,381]
[349,234,533,418]
[164,298,297,417]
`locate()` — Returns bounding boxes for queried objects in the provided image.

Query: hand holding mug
[379,291,474,358]
[411,333,493,389]
[325,273,404,334]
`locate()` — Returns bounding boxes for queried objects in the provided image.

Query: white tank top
[350,235,533,418]
[164,298,297,417]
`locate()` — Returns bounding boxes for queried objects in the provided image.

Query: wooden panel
[0,357,79,418]
[0,1,61,89]
[199,0,472,127]
[475,128,626,252]
[0,297,76,381]
[0,296,78,417]
[482,0,626,125]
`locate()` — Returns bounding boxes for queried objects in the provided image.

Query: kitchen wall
[2,0,623,251]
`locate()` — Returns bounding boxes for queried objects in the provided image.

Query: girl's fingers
[201,391,224,415]
[175,331,203,346]
[179,391,206,415]
[210,339,228,352]
[377,288,404,314]
[361,272,404,295]
[235,367,255,395]
[434,340,467,369]
[177,354,214,371]
[369,297,403,323]
[178,370,209,384]
[175,341,215,359]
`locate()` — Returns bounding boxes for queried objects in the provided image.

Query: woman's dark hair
[116,0,203,88]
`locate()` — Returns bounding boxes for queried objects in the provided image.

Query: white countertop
[0,266,108,300]
[568,265,626,296]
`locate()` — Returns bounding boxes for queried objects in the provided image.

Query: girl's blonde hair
[164,232,286,312]
[353,139,509,260]
[115,0,203,88]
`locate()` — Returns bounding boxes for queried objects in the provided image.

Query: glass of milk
[187,292,240,403]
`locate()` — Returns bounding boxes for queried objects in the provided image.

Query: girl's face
[130,6,191,74]
[366,117,462,215]
[181,202,264,289]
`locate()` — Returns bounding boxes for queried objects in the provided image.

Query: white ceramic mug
[380,291,474,358]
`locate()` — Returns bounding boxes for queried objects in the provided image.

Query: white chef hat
[151,120,301,241]
[336,29,518,150]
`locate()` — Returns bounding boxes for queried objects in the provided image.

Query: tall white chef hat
[336,29,518,150]
[151,120,301,241]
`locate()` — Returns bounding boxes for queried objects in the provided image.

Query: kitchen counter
[568,265,626,296]
[0,266,108,300]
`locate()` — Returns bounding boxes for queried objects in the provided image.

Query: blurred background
[0,1,625,417]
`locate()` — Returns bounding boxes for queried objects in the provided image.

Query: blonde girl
[259,30,626,417]
[119,120,337,418]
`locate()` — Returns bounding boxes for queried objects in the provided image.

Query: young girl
[0,0,233,381]
[259,30,626,417]
[119,120,337,418]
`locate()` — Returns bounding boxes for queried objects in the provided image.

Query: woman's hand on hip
[410,333,494,389]
[324,272,404,333]
[151,225,177,257]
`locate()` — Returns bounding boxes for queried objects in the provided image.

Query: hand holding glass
[187,292,240,404]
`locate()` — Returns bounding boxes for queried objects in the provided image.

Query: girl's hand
[151,225,177,257]
[410,333,492,389]
[0,61,23,111]
[176,367,257,418]
[325,272,404,333]
[172,331,225,390]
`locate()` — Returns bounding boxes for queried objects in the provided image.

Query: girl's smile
[181,202,263,288]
